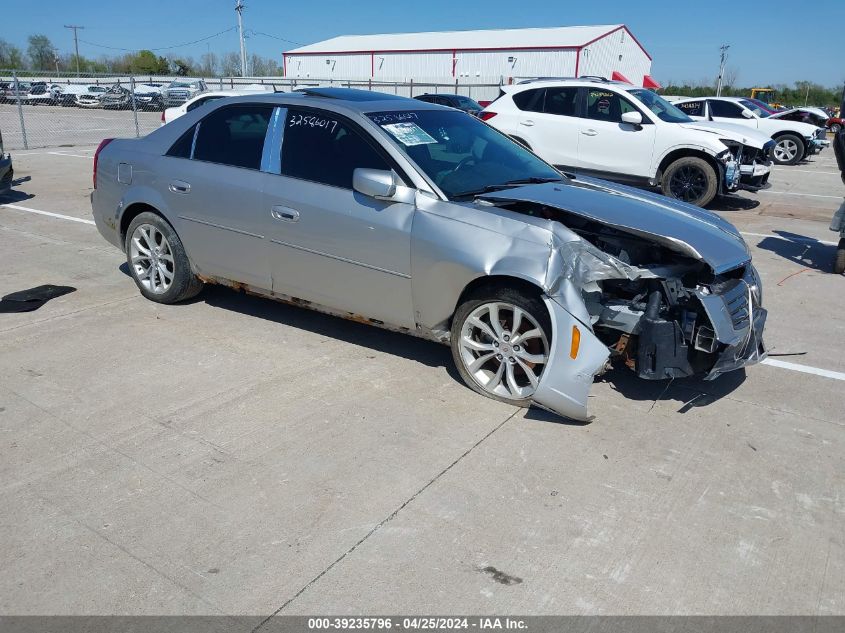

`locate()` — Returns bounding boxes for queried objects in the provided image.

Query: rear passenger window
[512,88,545,113]
[192,104,274,169]
[543,87,579,116]
[676,100,704,116]
[280,109,390,189]
[167,124,196,158]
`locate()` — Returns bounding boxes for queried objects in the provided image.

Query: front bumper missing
[531,297,610,421]
[739,161,772,191]
[531,275,767,421]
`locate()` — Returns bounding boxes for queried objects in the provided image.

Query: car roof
[211,87,446,116]
[506,78,637,91]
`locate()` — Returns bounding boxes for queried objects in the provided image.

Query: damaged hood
[677,121,772,149]
[480,178,751,274]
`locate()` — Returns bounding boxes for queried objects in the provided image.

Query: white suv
[673,96,826,165]
[482,78,773,207]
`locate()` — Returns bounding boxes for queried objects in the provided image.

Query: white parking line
[47,152,93,159]
[759,191,842,200]
[762,358,845,382]
[0,203,95,225]
[772,169,841,175]
[740,231,838,246]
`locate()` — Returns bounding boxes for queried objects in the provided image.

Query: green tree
[130,50,169,74]
[27,34,55,70]
[0,39,24,68]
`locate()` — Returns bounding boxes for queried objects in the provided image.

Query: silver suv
[163,79,208,107]
[90,88,767,421]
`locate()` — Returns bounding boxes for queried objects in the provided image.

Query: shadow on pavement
[599,365,747,414]
[753,230,836,272]
[708,195,761,212]
[0,187,35,203]
[200,284,458,378]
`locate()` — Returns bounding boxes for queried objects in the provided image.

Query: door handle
[271,206,300,222]
[581,129,598,137]
[169,180,191,193]
[519,120,535,127]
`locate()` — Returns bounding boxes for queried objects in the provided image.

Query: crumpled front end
[478,182,768,421]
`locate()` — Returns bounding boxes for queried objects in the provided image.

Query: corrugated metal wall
[578,28,651,85]
[283,29,651,98]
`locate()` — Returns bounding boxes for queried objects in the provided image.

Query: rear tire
[124,211,203,304]
[661,157,718,207]
[830,123,841,134]
[834,238,845,275]
[772,133,805,165]
[451,286,551,407]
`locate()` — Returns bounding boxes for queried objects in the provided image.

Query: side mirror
[621,111,643,126]
[353,168,397,199]
[741,109,755,119]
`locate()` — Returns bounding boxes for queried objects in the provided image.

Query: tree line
[661,81,843,108]
[0,34,280,77]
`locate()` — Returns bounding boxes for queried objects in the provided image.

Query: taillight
[93,138,114,189]
[161,109,166,124]
[479,111,497,121]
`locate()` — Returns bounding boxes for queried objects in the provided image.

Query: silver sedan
[91,88,767,421]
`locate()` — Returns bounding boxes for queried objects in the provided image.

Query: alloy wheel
[458,302,549,400]
[668,165,708,203]
[129,223,175,295]
[774,138,799,163]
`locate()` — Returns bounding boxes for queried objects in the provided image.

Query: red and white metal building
[283,24,657,90]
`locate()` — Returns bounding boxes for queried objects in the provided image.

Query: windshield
[628,89,692,123]
[740,99,771,117]
[367,109,562,199]
[455,96,482,110]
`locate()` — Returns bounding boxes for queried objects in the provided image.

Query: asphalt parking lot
[1,144,844,620]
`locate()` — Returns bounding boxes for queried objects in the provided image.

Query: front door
[260,107,416,329]
[576,87,656,179]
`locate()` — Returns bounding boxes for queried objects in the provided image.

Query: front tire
[661,157,718,207]
[125,212,203,304]
[830,123,841,135]
[834,238,845,275]
[772,133,805,165]
[451,287,551,407]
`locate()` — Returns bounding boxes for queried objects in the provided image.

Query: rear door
[259,107,416,328]
[507,87,582,169]
[158,103,274,288]
[576,87,656,179]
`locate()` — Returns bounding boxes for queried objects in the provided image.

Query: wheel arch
[657,147,721,179]
[451,274,548,328]
[120,202,171,246]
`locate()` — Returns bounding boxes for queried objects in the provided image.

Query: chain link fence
[1,69,503,151]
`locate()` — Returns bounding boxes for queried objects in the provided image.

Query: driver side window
[709,100,743,118]
[280,109,391,189]
[585,90,639,123]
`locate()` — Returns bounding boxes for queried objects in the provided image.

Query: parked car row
[0,79,211,111]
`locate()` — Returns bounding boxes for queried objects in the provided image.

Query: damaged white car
[90,88,767,421]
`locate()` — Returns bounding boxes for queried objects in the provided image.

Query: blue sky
[4,0,844,86]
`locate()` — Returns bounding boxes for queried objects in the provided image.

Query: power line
[78,26,237,53]
[247,30,304,46]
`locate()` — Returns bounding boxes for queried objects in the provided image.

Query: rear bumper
[0,153,13,195]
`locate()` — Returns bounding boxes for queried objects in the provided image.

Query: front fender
[531,296,610,421]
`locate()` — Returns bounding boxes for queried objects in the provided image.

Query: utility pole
[64,24,84,77]
[235,0,247,77]
[715,44,729,97]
